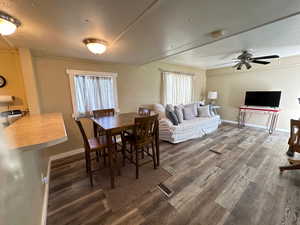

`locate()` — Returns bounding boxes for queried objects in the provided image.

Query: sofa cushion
[174,105,184,123]
[166,104,179,125]
[198,105,211,117]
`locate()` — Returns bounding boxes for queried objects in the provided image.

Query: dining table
[90,112,160,189]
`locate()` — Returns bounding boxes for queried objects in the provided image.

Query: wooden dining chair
[123,108,152,138]
[75,118,116,186]
[93,108,115,137]
[280,119,300,172]
[92,108,122,166]
[138,107,151,116]
[121,114,158,179]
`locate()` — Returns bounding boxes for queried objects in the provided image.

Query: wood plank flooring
[47,123,300,225]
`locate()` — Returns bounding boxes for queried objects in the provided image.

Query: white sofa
[159,115,221,143]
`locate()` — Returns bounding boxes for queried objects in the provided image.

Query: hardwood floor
[47,123,300,225]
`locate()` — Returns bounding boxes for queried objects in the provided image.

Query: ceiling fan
[233,50,280,70]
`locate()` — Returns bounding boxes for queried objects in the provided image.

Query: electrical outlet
[42,176,49,185]
[41,173,48,185]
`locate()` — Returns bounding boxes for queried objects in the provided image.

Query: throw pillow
[153,104,166,119]
[166,104,179,125]
[174,105,184,123]
[209,105,215,117]
[197,105,211,117]
[183,103,197,117]
[195,100,205,107]
[183,107,194,120]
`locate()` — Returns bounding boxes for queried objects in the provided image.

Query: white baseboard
[41,148,85,225]
[41,158,51,225]
[222,119,289,133]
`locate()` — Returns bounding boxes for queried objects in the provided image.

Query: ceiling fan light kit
[233,50,279,70]
[0,11,21,35]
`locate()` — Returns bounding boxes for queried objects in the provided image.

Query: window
[162,71,193,105]
[67,70,118,117]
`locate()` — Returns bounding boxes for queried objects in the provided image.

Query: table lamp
[208,91,218,105]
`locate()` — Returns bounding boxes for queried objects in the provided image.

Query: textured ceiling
[163,14,300,69]
[1,0,300,65]
[0,37,13,50]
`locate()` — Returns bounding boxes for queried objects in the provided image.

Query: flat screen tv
[244,91,281,107]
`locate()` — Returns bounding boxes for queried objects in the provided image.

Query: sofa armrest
[159,118,176,131]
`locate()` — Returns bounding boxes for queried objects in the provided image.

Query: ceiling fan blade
[209,62,236,68]
[252,60,270,65]
[233,62,241,68]
[244,62,252,70]
[252,55,279,60]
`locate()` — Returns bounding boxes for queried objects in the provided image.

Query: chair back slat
[93,108,115,117]
[133,114,158,143]
[74,119,90,150]
[138,107,151,116]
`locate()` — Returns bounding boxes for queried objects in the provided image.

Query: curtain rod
[158,68,195,76]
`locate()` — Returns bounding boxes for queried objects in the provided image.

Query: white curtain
[162,71,193,105]
[74,75,115,116]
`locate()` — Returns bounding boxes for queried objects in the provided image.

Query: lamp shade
[208,91,218,99]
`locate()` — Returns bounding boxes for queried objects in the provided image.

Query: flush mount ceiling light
[0,12,21,35]
[83,38,108,54]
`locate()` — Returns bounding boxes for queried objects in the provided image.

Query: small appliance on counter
[0,95,24,127]
[0,110,24,127]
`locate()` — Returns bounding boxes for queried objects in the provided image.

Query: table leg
[238,110,242,128]
[93,121,97,138]
[239,110,245,128]
[155,122,160,167]
[271,113,279,134]
[269,113,278,135]
[106,130,115,189]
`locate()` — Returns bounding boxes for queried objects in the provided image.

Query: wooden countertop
[4,113,68,151]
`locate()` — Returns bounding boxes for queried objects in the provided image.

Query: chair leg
[96,150,100,162]
[279,164,300,172]
[130,144,133,163]
[113,146,121,176]
[121,138,126,166]
[142,147,145,159]
[103,148,107,166]
[84,150,89,173]
[151,142,157,169]
[87,152,93,186]
[121,134,126,166]
[135,146,139,179]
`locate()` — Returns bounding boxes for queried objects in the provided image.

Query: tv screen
[244,91,281,107]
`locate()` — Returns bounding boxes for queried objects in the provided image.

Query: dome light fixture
[0,12,21,36]
[83,38,108,55]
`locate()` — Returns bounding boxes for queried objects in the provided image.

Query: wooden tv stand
[238,105,280,134]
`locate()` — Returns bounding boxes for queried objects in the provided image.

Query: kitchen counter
[4,113,67,151]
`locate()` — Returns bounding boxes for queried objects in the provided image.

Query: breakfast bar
[4,113,67,151]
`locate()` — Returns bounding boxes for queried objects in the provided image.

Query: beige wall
[19,48,41,114]
[207,55,300,131]
[33,55,206,156]
[0,50,28,112]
